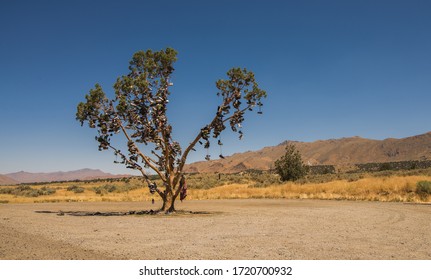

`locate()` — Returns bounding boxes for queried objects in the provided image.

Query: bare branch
[107,145,150,182]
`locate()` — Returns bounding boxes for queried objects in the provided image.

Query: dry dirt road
[0,199,430,260]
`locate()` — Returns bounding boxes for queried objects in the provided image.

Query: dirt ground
[0,199,430,260]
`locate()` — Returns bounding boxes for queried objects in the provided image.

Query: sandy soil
[0,199,430,260]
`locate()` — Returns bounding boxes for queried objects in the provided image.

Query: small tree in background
[274,144,309,181]
[76,47,266,212]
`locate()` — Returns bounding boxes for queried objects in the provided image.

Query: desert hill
[0,174,18,185]
[184,131,431,173]
[3,168,130,184]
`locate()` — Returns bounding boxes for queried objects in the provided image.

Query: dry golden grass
[0,174,430,204]
[188,175,431,203]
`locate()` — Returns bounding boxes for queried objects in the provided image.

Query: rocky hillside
[0,174,18,185]
[184,131,431,173]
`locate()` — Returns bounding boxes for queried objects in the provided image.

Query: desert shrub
[309,165,336,175]
[355,160,431,173]
[274,144,309,182]
[67,185,85,193]
[248,172,280,188]
[91,183,145,194]
[116,177,134,184]
[186,174,220,189]
[39,187,56,195]
[92,184,117,194]
[0,187,13,195]
[0,186,56,197]
[346,174,365,182]
[16,185,32,192]
[378,162,392,171]
[416,181,431,197]
[13,186,37,197]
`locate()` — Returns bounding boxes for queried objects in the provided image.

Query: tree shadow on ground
[34,210,214,216]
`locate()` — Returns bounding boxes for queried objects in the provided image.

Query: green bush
[39,187,56,196]
[416,181,431,197]
[67,185,85,193]
[0,185,55,197]
[274,144,309,182]
[92,184,118,194]
[308,165,336,175]
[0,187,13,195]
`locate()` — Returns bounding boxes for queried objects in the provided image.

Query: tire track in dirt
[0,223,111,260]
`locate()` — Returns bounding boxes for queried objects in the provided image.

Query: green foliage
[308,165,336,175]
[0,186,56,197]
[92,184,117,194]
[378,162,392,171]
[274,144,309,182]
[92,183,143,194]
[354,160,431,173]
[416,181,431,197]
[67,185,85,193]
[40,187,56,195]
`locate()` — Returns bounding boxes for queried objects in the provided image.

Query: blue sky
[1,0,430,174]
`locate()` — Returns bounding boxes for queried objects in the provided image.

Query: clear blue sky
[1,0,430,174]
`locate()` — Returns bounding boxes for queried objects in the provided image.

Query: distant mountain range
[2,132,431,184]
[184,131,431,173]
[0,175,18,185]
[0,168,130,185]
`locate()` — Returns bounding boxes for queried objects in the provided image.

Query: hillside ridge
[184,131,431,173]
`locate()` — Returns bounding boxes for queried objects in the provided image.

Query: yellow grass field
[1,174,430,204]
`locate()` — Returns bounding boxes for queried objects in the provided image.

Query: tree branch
[222,104,253,124]
[119,123,166,182]
[174,101,226,183]
[108,145,149,181]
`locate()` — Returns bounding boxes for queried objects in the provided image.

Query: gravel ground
[0,199,430,260]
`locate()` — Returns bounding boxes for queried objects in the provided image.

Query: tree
[76,48,266,212]
[274,144,309,181]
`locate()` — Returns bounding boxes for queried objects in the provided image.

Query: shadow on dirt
[34,210,214,216]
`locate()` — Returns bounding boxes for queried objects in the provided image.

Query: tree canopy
[274,144,309,182]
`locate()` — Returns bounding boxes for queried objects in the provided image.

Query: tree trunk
[160,191,176,213]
